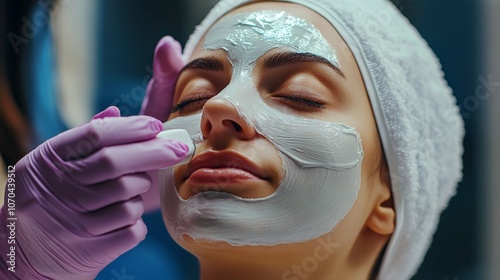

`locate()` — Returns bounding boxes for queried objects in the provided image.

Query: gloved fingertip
[157,129,195,157]
[107,106,121,115]
[154,36,184,79]
[152,118,164,132]
[157,35,174,46]
[161,139,190,159]
[157,36,181,54]
[92,106,121,120]
[175,141,190,157]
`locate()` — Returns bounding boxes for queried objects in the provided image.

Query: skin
[167,2,394,279]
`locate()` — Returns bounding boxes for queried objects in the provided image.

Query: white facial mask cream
[160,10,364,246]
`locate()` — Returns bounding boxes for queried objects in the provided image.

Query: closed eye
[171,95,213,113]
[276,94,326,110]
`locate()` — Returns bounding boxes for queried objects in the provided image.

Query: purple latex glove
[0,106,189,279]
[140,36,186,212]
[141,36,185,121]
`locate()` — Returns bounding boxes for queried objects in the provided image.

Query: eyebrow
[179,56,224,75]
[264,52,345,79]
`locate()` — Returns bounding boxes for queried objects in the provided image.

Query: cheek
[336,92,380,183]
[328,182,373,244]
[173,165,187,192]
[358,123,382,183]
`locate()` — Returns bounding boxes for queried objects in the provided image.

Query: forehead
[203,9,339,68]
[191,2,352,65]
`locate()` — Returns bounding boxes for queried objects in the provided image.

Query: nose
[200,97,257,149]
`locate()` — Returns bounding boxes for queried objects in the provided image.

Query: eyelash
[277,95,326,109]
[171,95,212,113]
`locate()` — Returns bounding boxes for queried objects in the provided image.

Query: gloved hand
[141,36,185,122]
[0,106,189,279]
[140,36,186,212]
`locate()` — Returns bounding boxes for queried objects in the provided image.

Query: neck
[188,232,379,280]
[199,254,287,280]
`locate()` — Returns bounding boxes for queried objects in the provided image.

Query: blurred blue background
[1,0,497,279]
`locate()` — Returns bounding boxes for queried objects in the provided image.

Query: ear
[365,172,395,235]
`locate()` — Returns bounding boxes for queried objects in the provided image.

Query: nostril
[202,121,212,139]
[222,120,243,132]
[232,122,242,132]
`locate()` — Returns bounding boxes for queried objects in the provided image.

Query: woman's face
[161,2,390,255]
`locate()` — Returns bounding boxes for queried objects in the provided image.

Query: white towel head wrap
[181,0,465,279]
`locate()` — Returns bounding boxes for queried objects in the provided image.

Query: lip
[185,151,269,184]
